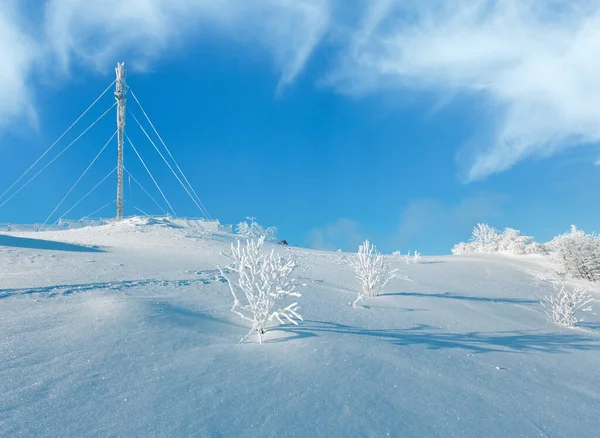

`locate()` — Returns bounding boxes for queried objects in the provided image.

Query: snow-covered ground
[1,217,599,437]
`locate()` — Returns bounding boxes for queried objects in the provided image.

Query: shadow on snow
[381,291,538,304]
[580,322,600,330]
[269,321,600,353]
[0,234,104,253]
[149,301,245,330]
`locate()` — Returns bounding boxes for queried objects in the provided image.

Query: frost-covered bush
[547,225,600,282]
[351,239,397,306]
[452,223,500,254]
[219,237,302,343]
[542,282,593,327]
[497,228,536,253]
[404,250,422,264]
[522,241,549,255]
[472,223,501,250]
[452,223,544,255]
[450,242,470,255]
[393,250,421,263]
[235,217,278,242]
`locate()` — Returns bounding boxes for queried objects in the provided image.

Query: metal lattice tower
[115,62,126,220]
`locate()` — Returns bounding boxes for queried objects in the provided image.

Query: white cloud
[0,0,331,128]
[327,0,600,180]
[3,0,600,181]
[0,1,39,129]
[42,0,331,87]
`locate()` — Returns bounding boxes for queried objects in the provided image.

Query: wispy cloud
[2,0,600,181]
[43,0,331,87]
[0,0,331,128]
[0,1,38,129]
[328,0,600,180]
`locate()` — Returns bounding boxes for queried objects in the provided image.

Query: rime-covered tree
[235,217,278,242]
[497,228,535,253]
[547,225,600,282]
[452,223,544,255]
[471,223,501,250]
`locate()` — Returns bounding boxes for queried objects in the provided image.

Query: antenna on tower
[115,62,126,220]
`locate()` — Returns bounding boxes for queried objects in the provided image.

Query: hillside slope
[1,218,599,437]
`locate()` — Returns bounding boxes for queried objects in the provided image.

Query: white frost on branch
[219,236,302,344]
[235,216,278,242]
[452,223,544,255]
[471,223,501,247]
[403,250,422,264]
[541,282,593,328]
[350,239,398,307]
[546,225,600,282]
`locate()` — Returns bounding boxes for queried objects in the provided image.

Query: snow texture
[1,217,600,437]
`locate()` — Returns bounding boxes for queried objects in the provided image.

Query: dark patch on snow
[269,321,600,354]
[0,234,105,253]
[381,291,538,304]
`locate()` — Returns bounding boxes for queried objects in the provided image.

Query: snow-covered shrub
[351,239,398,307]
[392,250,401,256]
[472,223,501,250]
[235,217,278,242]
[219,237,302,343]
[523,241,549,255]
[451,242,470,255]
[542,282,593,327]
[404,251,422,264]
[497,228,536,254]
[452,223,500,254]
[452,223,543,255]
[546,225,600,282]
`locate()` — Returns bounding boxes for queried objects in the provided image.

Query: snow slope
[1,218,600,437]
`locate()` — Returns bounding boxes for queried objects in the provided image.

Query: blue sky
[2,0,600,254]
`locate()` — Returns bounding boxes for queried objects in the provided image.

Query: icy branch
[235,217,278,242]
[350,239,398,307]
[541,282,593,328]
[218,237,302,343]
